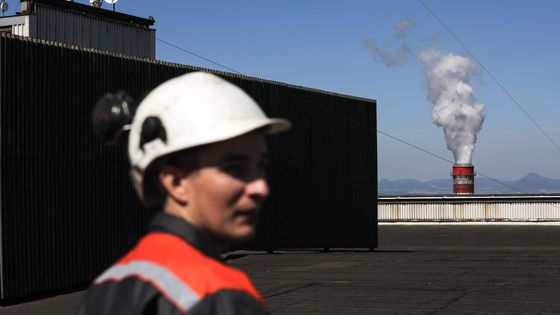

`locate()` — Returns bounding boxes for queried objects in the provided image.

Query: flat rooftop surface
[4,224,560,314]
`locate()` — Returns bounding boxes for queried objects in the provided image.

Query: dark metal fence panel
[236,84,378,250]
[0,35,377,300]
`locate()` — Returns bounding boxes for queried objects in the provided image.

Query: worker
[79,71,291,314]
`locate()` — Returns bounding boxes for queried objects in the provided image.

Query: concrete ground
[3,224,560,314]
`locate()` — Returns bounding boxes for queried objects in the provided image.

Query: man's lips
[233,209,257,223]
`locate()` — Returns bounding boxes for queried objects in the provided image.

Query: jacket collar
[148,212,222,261]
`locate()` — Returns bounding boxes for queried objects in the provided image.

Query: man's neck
[163,199,227,253]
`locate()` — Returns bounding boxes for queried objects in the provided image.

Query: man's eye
[223,163,245,175]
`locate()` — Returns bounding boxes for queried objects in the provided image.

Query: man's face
[184,132,270,243]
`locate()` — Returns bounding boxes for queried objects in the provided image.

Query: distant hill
[379,173,560,195]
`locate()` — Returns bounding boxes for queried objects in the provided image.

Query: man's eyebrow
[220,153,269,163]
[220,154,250,163]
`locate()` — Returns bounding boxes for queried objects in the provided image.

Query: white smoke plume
[364,19,415,68]
[395,19,415,39]
[417,48,485,164]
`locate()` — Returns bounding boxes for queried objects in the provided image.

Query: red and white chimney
[452,164,475,195]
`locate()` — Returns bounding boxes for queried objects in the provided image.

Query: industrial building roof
[15,0,155,27]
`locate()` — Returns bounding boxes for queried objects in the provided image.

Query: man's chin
[227,226,256,243]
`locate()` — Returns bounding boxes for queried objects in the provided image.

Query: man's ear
[159,165,190,204]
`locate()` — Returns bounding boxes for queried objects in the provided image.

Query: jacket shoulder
[122,232,264,302]
[87,232,264,313]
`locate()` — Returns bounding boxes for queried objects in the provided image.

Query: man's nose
[246,177,270,200]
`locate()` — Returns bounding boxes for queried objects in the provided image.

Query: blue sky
[7,1,559,181]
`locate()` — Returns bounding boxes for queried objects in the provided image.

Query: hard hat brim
[261,118,292,135]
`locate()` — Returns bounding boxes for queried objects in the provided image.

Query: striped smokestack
[452,164,475,195]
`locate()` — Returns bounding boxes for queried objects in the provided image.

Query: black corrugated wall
[0,35,377,300]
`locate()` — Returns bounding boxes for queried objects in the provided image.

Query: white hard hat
[128,71,291,205]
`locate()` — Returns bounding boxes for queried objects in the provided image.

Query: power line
[377,129,453,164]
[157,37,529,195]
[476,173,525,194]
[418,0,560,154]
[156,38,242,75]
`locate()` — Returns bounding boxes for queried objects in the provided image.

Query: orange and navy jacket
[78,213,268,314]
